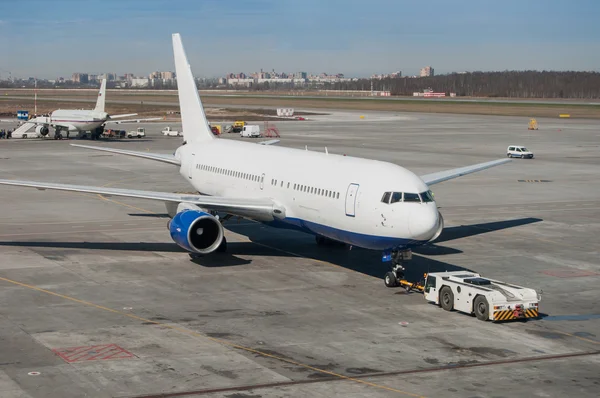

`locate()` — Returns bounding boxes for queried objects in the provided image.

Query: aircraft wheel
[384,271,398,288]
[474,296,490,321]
[440,286,454,311]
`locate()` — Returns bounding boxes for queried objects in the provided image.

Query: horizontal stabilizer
[421,158,511,186]
[70,144,180,165]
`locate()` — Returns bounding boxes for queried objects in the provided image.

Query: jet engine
[428,211,444,243]
[36,125,49,136]
[168,210,224,254]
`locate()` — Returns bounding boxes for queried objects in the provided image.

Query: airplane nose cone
[408,206,439,241]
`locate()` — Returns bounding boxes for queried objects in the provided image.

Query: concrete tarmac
[0,111,599,397]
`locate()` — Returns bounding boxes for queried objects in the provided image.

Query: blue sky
[0,0,598,79]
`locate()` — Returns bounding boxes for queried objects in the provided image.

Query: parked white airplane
[0,34,510,287]
[28,79,160,139]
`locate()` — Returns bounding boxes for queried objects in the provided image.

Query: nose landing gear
[384,249,412,288]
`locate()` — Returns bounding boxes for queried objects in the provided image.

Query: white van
[240,125,261,138]
[507,145,534,159]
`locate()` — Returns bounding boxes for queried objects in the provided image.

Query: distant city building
[420,66,434,77]
[130,78,149,88]
[371,71,402,79]
[227,78,254,87]
[72,73,89,83]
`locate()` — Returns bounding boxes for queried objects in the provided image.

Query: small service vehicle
[507,145,534,159]
[128,127,145,138]
[422,271,540,321]
[240,124,261,138]
[232,120,246,133]
[161,126,181,137]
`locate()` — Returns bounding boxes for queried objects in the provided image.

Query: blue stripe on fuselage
[264,217,426,251]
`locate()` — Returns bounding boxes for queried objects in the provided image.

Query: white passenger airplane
[27,79,159,139]
[0,34,510,287]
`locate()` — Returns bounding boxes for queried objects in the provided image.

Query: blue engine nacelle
[168,210,224,254]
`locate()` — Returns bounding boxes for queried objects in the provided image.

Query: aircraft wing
[106,117,164,124]
[0,179,281,222]
[420,158,511,186]
[70,144,180,165]
[109,113,138,119]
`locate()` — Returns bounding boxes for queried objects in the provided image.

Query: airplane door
[188,153,195,179]
[345,183,359,217]
[260,173,265,190]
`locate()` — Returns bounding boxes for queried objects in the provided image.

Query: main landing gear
[384,249,412,288]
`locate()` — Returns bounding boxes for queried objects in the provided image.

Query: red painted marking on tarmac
[53,344,135,363]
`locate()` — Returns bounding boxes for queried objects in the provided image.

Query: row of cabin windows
[270,178,340,199]
[381,190,434,204]
[197,164,262,183]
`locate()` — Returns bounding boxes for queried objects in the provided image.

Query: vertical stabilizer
[94,79,106,112]
[172,33,214,143]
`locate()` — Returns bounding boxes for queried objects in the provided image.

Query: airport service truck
[394,271,540,322]
[161,126,182,137]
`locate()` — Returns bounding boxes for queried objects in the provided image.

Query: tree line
[323,71,600,99]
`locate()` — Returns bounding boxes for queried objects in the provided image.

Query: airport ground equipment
[232,120,246,133]
[162,126,181,137]
[210,125,221,135]
[240,124,261,138]
[507,145,534,159]
[528,118,538,130]
[103,129,125,139]
[388,271,540,322]
[263,121,281,138]
[128,127,145,138]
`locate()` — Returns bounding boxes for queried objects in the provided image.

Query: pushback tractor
[396,271,541,322]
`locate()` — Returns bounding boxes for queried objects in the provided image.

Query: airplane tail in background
[94,79,107,113]
[172,33,215,144]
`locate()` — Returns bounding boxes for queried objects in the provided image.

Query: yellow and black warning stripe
[493,308,539,321]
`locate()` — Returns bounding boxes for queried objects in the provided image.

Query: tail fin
[172,33,214,143]
[94,79,106,113]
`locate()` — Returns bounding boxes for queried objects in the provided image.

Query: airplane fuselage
[49,109,108,132]
[175,139,441,251]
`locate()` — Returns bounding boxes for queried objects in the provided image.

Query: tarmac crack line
[0,275,424,398]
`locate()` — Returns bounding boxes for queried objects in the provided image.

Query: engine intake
[168,210,223,254]
[36,125,49,136]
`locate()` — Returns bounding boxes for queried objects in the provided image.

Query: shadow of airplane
[0,217,542,280]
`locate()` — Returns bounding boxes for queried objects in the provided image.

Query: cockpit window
[403,193,421,203]
[390,192,403,204]
[381,192,391,204]
[420,190,434,202]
